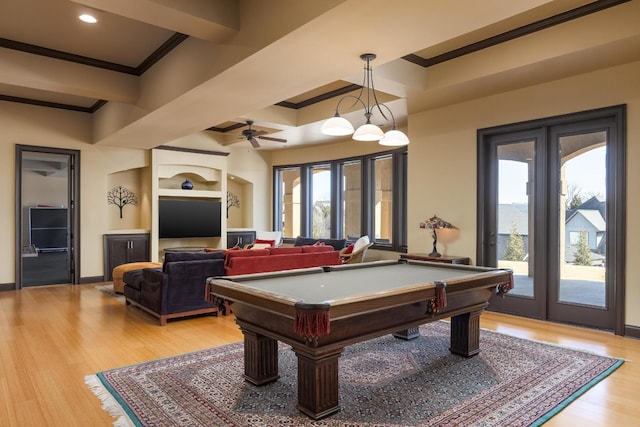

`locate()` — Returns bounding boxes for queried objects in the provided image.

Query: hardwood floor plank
[0,283,639,426]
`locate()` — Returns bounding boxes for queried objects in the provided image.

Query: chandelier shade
[380,129,410,146]
[320,114,354,136]
[353,123,385,141]
[321,53,409,145]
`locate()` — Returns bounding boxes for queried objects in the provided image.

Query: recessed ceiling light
[79,14,97,24]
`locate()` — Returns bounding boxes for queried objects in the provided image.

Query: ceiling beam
[70,0,238,42]
[0,48,138,103]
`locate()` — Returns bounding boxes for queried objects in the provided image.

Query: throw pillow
[255,239,276,247]
[250,243,272,250]
[353,235,370,252]
[344,243,355,254]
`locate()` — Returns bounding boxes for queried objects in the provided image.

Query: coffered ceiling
[1,0,639,150]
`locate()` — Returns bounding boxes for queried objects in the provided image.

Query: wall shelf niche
[151,149,228,261]
[159,166,221,194]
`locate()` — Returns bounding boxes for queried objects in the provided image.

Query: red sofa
[224,245,341,276]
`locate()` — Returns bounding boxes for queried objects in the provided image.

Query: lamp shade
[353,123,385,141]
[321,115,354,136]
[379,129,409,146]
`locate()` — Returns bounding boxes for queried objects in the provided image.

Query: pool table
[208,259,513,419]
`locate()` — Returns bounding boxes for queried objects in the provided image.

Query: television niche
[158,199,222,239]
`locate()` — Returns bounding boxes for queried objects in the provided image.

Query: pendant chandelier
[320,53,409,146]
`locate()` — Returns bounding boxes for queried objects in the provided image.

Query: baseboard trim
[2,278,103,290]
[624,324,640,339]
[0,283,16,291]
[79,276,104,284]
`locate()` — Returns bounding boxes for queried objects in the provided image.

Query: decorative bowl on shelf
[181,179,194,190]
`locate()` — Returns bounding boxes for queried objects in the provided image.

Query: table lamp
[420,215,455,257]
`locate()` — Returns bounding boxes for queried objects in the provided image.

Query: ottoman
[112,262,162,293]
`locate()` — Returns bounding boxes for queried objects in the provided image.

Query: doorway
[477,106,625,334]
[15,146,80,288]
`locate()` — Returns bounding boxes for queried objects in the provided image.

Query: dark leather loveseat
[123,251,225,325]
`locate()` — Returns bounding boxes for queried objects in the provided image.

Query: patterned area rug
[86,322,622,426]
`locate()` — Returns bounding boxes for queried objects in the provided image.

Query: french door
[477,106,625,333]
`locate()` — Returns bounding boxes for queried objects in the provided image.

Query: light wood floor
[0,283,638,426]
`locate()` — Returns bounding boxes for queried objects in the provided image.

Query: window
[310,165,332,238]
[275,167,301,239]
[273,148,406,251]
[569,231,582,246]
[341,160,361,240]
[372,155,393,244]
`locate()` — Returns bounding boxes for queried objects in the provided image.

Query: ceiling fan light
[353,123,384,141]
[379,129,409,146]
[321,115,354,136]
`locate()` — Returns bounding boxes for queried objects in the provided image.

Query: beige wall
[408,60,640,326]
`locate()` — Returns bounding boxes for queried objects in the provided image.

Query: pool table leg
[294,348,342,419]
[393,326,420,340]
[241,329,280,385]
[449,310,482,357]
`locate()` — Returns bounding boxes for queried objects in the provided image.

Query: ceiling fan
[240,120,287,148]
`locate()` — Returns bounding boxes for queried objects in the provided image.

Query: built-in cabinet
[103,233,150,281]
[227,230,255,248]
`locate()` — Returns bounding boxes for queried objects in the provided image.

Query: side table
[400,253,470,265]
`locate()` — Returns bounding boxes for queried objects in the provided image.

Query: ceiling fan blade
[257,136,287,143]
[253,130,267,136]
[249,137,260,148]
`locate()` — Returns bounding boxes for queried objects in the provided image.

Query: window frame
[273,147,407,252]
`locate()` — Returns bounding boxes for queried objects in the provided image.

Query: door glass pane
[558,133,606,307]
[311,165,331,238]
[373,155,393,244]
[277,168,301,238]
[341,160,361,240]
[21,151,71,286]
[497,141,535,297]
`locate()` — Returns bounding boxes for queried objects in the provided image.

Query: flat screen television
[159,199,222,239]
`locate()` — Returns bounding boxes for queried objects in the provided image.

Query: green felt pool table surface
[219,260,495,303]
